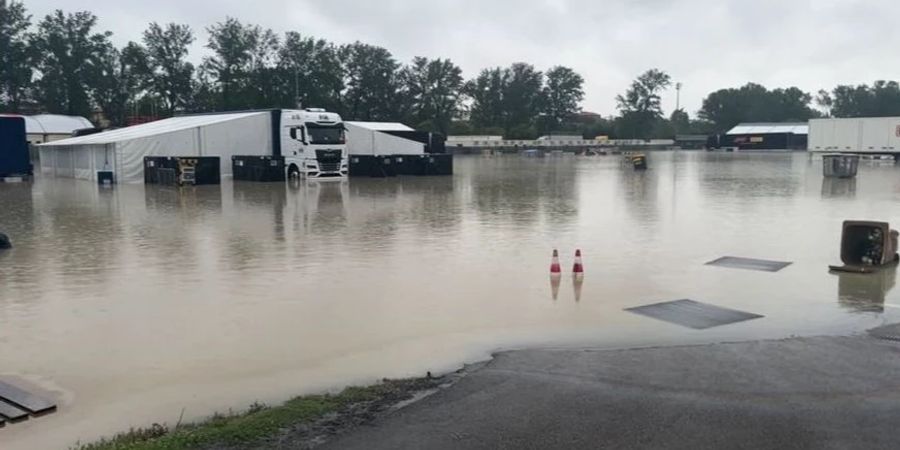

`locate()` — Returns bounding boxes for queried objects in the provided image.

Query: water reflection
[573,275,584,303]
[821,178,857,198]
[836,268,897,313]
[697,153,801,198]
[618,168,659,226]
[466,157,579,227]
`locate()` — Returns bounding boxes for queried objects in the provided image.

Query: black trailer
[0,117,32,178]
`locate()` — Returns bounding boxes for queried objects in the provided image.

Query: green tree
[669,109,690,134]
[277,32,344,111]
[542,66,584,131]
[339,42,399,121]
[203,18,279,110]
[699,83,818,131]
[91,42,151,126]
[143,22,194,115]
[398,57,464,134]
[31,10,112,118]
[501,63,543,138]
[824,81,900,118]
[466,67,507,130]
[615,68,671,138]
[0,0,32,112]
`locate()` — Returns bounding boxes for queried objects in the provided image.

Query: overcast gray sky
[22,0,900,117]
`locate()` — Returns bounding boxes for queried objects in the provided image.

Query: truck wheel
[288,165,300,179]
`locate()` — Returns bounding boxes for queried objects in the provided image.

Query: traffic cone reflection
[573,275,584,302]
[551,276,561,301]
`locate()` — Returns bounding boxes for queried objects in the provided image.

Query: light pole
[675,82,682,112]
[294,67,300,109]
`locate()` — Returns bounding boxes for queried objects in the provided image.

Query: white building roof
[41,112,267,146]
[0,114,93,135]
[726,123,808,135]
[346,121,414,132]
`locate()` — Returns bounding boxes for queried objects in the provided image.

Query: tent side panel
[199,112,272,177]
[373,132,425,155]
[116,128,199,183]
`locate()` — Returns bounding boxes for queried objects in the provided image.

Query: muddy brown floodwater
[1,152,900,448]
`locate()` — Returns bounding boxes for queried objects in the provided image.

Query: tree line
[0,2,585,137]
[3,1,900,139]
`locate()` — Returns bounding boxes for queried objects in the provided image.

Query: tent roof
[0,114,93,135]
[40,111,268,146]
[346,121,414,132]
[726,123,808,135]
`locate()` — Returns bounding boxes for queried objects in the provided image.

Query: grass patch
[74,379,431,450]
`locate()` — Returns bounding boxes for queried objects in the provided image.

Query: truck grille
[319,162,340,172]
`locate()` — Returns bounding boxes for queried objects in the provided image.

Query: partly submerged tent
[0,114,93,144]
[39,111,274,183]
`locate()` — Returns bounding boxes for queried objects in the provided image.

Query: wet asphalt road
[324,335,900,450]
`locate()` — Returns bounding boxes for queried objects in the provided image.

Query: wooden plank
[0,380,56,415]
[0,399,28,422]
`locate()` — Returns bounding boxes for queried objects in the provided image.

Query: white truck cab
[281,108,348,179]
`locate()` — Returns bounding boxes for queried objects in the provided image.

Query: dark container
[349,155,397,178]
[840,221,900,267]
[97,171,115,185]
[72,127,103,137]
[429,154,453,175]
[0,117,31,177]
[632,154,648,170]
[144,156,220,186]
[232,155,285,182]
[392,155,420,175]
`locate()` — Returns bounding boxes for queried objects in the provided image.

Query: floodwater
[2,152,900,448]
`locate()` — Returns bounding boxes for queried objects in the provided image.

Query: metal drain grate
[626,299,764,330]
[868,323,900,341]
[706,256,792,272]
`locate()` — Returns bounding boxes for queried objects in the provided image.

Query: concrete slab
[324,336,900,450]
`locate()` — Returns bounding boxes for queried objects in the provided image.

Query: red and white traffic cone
[550,249,562,277]
[572,249,584,278]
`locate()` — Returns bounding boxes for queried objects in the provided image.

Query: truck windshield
[306,124,344,145]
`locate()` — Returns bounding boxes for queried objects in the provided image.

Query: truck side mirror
[289,128,297,140]
[300,127,307,144]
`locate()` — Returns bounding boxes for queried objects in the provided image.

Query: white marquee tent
[39,112,272,183]
[345,122,425,155]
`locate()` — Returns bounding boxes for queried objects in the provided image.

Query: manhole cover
[868,323,900,341]
[625,299,764,330]
[706,256,792,272]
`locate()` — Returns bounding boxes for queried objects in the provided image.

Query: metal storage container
[348,155,397,177]
[97,171,114,185]
[144,156,220,186]
[232,155,285,182]
[823,154,859,178]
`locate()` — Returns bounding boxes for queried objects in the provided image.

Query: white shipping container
[809,117,900,153]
